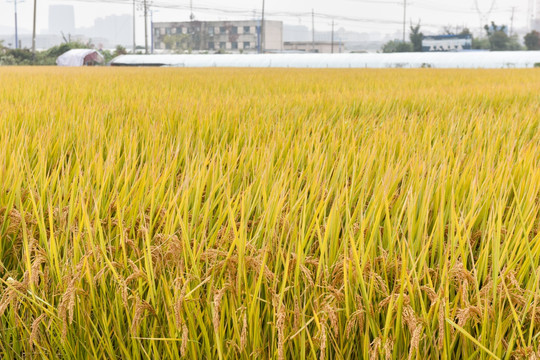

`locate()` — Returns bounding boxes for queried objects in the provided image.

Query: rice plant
[1,67,540,359]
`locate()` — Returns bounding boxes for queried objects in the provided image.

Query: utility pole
[510,6,516,35]
[150,9,154,54]
[32,0,36,54]
[402,0,407,42]
[133,0,136,53]
[260,0,265,53]
[190,0,194,21]
[8,0,20,49]
[331,19,334,53]
[312,9,315,52]
[144,0,148,54]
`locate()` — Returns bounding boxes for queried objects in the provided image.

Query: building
[422,35,472,52]
[152,20,283,53]
[533,0,540,31]
[79,14,133,47]
[283,41,344,53]
[48,5,75,35]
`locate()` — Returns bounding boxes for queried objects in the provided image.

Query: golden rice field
[1,67,540,359]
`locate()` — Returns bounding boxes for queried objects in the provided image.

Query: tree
[507,35,523,51]
[381,40,413,53]
[460,28,471,36]
[43,41,88,58]
[442,26,471,37]
[114,45,127,57]
[472,37,490,50]
[409,23,423,52]
[162,34,191,52]
[484,21,510,51]
[524,30,540,50]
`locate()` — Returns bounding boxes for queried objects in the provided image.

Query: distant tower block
[533,0,540,30]
[48,5,75,35]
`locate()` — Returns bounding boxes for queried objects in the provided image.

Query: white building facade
[152,20,283,53]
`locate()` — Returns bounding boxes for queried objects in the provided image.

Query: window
[208,42,215,50]
[166,28,171,35]
[220,26,226,34]
[219,42,226,49]
[244,26,250,34]
[232,42,238,49]
[176,27,183,34]
[243,41,250,49]
[208,27,214,36]
[231,26,238,34]
[155,28,160,36]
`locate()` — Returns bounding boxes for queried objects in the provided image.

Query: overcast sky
[0,0,535,42]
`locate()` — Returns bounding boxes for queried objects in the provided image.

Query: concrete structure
[283,41,343,53]
[152,20,282,53]
[48,5,75,36]
[88,15,132,47]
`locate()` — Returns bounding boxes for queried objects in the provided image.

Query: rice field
[1,67,540,359]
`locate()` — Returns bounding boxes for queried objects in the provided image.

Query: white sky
[0,0,535,42]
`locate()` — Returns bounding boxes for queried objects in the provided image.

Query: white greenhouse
[57,49,105,67]
[110,52,540,69]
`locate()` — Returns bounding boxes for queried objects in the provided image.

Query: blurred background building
[152,20,283,53]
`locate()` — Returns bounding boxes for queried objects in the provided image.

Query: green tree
[114,45,128,57]
[381,40,413,53]
[409,23,424,52]
[507,35,523,51]
[163,34,190,52]
[472,37,490,50]
[484,22,510,51]
[34,40,90,65]
[524,30,540,50]
[442,26,472,38]
[458,28,472,37]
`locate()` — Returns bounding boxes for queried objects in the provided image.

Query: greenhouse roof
[110,52,540,69]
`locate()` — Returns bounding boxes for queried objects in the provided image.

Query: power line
[54,0,513,39]
[62,0,443,28]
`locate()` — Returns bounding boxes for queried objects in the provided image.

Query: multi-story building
[152,20,283,53]
[48,5,75,36]
[533,0,540,31]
